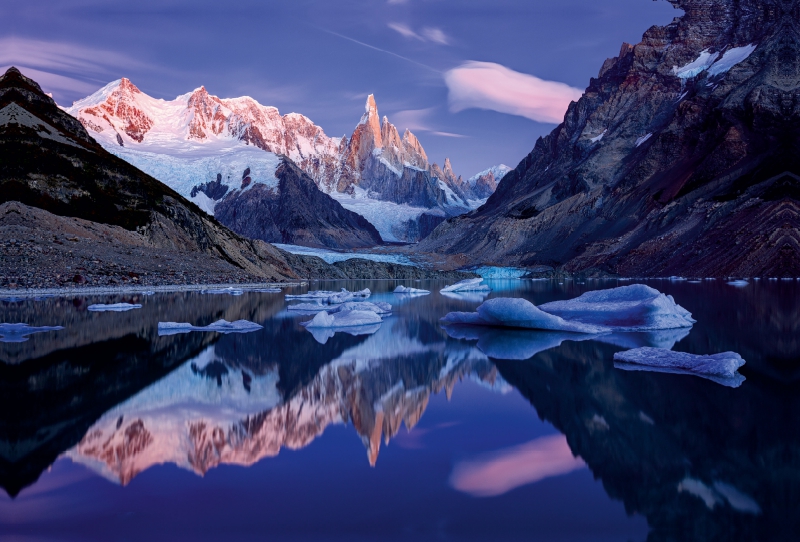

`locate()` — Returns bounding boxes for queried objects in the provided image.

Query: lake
[0,278,797,541]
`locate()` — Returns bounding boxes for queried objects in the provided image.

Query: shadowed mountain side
[420,0,800,277]
[0,67,307,284]
[494,340,800,541]
[213,160,383,249]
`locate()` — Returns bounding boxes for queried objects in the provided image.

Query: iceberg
[0,323,64,343]
[441,278,492,294]
[394,285,430,295]
[285,288,370,304]
[441,298,604,333]
[538,284,696,331]
[301,310,383,329]
[158,319,263,336]
[87,303,142,312]
[201,287,244,296]
[288,301,392,316]
[613,348,746,387]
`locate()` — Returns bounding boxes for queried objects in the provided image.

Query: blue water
[0,279,797,541]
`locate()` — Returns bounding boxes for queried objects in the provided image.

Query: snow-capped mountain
[67,82,503,243]
[65,79,381,249]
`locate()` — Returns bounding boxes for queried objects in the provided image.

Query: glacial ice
[247,288,282,293]
[441,291,491,303]
[441,298,604,333]
[0,323,64,343]
[394,285,430,295]
[470,266,528,279]
[286,288,370,304]
[441,278,492,294]
[288,301,392,316]
[87,303,142,312]
[201,287,244,296]
[158,319,263,336]
[274,244,416,266]
[301,310,383,329]
[538,285,696,331]
[614,347,746,387]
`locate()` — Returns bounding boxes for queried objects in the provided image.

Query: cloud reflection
[450,434,585,497]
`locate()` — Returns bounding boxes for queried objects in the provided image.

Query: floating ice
[301,310,383,329]
[441,291,491,303]
[158,319,263,336]
[288,301,392,316]
[87,303,142,312]
[286,288,370,304]
[441,298,604,333]
[441,278,492,294]
[201,287,244,296]
[538,285,696,331]
[247,288,282,293]
[0,323,64,343]
[394,286,430,295]
[614,347,745,387]
[727,280,749,287]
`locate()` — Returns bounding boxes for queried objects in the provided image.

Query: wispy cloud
[388,23,450,45]
[450,434,585,497]
[391,107,466,138]
[319,28,440,73]
[444,61,583,124]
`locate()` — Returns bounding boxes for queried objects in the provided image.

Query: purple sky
[1,0,678,176]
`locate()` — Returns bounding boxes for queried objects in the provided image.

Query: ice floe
[87,303,142,312]
[289,301,392,316]
[441,278,492,294]
[274,243,415,266]
[394,286,430,295]
[727,280,749,287]
[201,287,244,296]
[441,298,604,333]
[614,347,745,387]
[301,310,383,329]
[538,285,696,331]
[0,323,64,343]
[441,291,491,303]
[158,319,263,336]
[247,288,282,293]
[286,288,370,304]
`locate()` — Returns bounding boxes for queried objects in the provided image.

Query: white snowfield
[285,288,371,304]
[538,285,696,331]
[394,286,431,295]
[301,310,383,329]
[441,298,603,334]
[614,348,746,387]
[158,319,263,336]
[440,278,492,294]
[87,303,142,312]
[0,323,64,343]
[289,301,392,316]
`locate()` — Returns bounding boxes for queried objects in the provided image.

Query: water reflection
[0,280,798,541]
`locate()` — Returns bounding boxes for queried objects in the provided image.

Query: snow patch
[635,133,652,147]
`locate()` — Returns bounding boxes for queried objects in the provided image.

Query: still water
[0,279,797,541]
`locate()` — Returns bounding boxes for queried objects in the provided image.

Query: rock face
[66,80,382,250]
[68,83,505,243]
[421,0,800,277]
[0,67,307,283]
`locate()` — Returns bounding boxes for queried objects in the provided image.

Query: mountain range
[67,82,508,245]
[421,0,800,277]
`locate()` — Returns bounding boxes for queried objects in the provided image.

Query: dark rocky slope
[0,67,304,283]
[213,159,383,249]
[421,0,800,277]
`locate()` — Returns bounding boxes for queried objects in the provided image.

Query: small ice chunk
[441,298,604,333]
[394,286,430,295]
[727,280,749,287]
[202,287,244,296]
[614,347,745,386]
[441,278,492,294]
[87,303,142,312]
[158,319,263,336]
[0,323,64,343]
[301,310,383,328]
[288,301,392,316]
[248,288,282,293]
[285,288,368,304]
[538,285,696,331]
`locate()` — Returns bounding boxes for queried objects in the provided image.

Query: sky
[0,0,679,176]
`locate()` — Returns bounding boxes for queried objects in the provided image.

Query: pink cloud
[444,61,583,124]
[450,434,585,497]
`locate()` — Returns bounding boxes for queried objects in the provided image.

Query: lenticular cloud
[444,61,583,124]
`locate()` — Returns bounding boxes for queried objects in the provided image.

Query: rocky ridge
[421,0,800,277]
